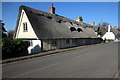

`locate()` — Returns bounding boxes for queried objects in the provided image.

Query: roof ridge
[20,5,83,25]
[14,5,98,39]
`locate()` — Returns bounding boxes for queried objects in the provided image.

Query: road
[2,42,118,78]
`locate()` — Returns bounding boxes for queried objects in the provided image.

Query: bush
[2,39,30,59]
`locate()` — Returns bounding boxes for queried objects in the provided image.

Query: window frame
[23,22,28,32]
[70,27,76,32]
[66,39,70,44]
[51,40,57,46]
[77,28,83,32]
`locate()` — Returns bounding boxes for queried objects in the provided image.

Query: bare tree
[97,22,109,37]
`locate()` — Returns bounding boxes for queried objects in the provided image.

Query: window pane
[66,39,70,44]
[52,40,57,46]
[23,22,28,32]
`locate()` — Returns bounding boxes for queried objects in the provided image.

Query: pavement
[2,42,118,78]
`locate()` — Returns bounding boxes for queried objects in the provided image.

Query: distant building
[102,25,120,41]
[14,4,102,54]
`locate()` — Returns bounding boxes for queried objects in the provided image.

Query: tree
[0,20,7,38]
[8,30,14,39]
[97,22,110,37]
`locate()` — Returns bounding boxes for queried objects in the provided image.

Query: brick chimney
[50,3,55,14]
[91,22,95,26]
[76,16,83,23]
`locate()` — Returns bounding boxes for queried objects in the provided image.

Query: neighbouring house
[102,25,120,41]
[13,4,102,54]
[111,28,120,41]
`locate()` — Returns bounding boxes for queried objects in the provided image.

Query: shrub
[2,39,30,59]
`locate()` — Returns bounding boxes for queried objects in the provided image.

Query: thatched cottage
[14,4,102,54]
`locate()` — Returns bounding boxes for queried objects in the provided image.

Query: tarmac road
[2,42,118,78]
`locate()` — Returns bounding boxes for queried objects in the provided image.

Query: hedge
[2,39,30,60]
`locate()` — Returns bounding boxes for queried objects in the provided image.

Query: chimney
[91,22,95,26]
[114,26,117,29]
[50,3,55,14]
[76,16,83,23]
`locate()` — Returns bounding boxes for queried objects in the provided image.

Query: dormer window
[23,22,28,32]
[77,28,83,32]
[46,16,52,19]
[56,20,62,23]
[70,27,76,32]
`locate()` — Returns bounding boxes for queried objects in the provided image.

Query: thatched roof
[14,5,98,39]
[111,28,120,36]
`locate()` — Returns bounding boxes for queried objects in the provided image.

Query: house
[111,28,120,41]
[13,4,102,54]
[102,25,120,41]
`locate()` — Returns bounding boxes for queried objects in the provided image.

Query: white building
[102,25,120,41]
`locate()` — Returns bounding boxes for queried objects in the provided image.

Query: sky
[2,2,118,31]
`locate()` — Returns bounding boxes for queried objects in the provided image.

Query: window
[23,22,28,32]
[72,39,76,44]
[46,16,52,19]
[77,28,83,32]
[81,39,86,44]
[51,40,57,46]
[57,20,62,23]
[70,27,76,32]
[66,39,70,44]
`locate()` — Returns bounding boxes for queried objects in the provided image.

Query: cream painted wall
[15,9,42,54]
[15,9,38,39]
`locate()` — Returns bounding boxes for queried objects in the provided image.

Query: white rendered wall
[102,25,116,40]
[28,40,41,54]
[102,32,115,40]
